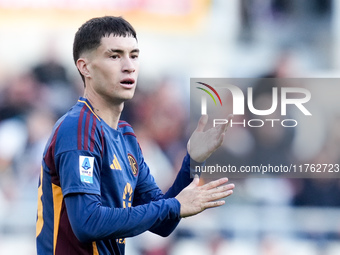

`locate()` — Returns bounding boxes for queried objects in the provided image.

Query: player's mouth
[120,78,135,89]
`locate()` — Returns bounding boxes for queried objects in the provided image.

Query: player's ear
[76,58,91,79]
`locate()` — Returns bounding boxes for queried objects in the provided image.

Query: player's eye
[110,55,119,59]
[131,54,139,59]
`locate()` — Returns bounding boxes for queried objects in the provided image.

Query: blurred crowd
[0,59,78,201]
[1,55,340,255]
[1,0,340,254]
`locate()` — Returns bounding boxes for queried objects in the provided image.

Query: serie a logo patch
[79,156,94,183]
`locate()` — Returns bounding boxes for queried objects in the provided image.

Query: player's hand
[187,114,233,163]
[175,175,234,218]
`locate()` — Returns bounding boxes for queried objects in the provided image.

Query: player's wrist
[187,152,205,178]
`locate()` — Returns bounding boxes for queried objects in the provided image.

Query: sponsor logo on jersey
[79,156,94,183]
[128,153,138,176]
[110,154,122,170]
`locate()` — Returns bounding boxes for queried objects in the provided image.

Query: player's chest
[101,136,139,187]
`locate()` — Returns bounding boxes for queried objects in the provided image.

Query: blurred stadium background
[1,0,340,254]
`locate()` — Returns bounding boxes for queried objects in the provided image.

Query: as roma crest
[128,154,138,176]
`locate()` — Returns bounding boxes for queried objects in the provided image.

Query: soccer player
[36,16,234,255]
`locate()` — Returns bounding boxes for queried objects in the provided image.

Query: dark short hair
[73,16,137,83]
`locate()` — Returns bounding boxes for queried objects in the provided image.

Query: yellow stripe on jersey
[110,155,122,170]
[36,166,44,237]
[52,183,63,255]
[78,100,101,121]
[113,155,119,169]
[114,155,122,170]
[92,242,99,255]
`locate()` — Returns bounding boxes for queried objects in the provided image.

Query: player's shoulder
[54,99,103,153]
[118,120,136,138]
[117,120,143,160]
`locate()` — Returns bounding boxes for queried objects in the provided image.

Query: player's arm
[176,114,235,217]
[133,114,234,235]
[131,153,194,236]
[64,176,234,242]
[64,192,181,242]
[57,150,181,241]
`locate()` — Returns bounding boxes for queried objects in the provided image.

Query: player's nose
[122,57,135,73]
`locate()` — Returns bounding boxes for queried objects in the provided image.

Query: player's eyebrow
[107,48,139,54]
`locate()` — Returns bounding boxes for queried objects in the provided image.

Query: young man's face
[85,34,139,104]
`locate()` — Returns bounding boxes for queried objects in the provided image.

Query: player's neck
[84,93,123,130]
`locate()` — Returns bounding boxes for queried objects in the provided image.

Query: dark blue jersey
[36,97,192,255]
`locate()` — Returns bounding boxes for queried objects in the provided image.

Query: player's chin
[120,89,136,101]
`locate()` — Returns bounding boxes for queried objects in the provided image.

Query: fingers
[207,183,235,194]
[177,176,235,218]
[205,184,234,202]
[210,114,233,149]
[200,177,229,190]
[202,184,234,209]
[208,186,234,199]
[216,114,233,133]
[199,178,234,210]
[196,113,232,134]
[196,114,208,132]
[227,114,233,124]
[200,178,234,207]
[203,200,225,209]
[225,114,233,132]
[202,189,233,209]
[187,174,200,188]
